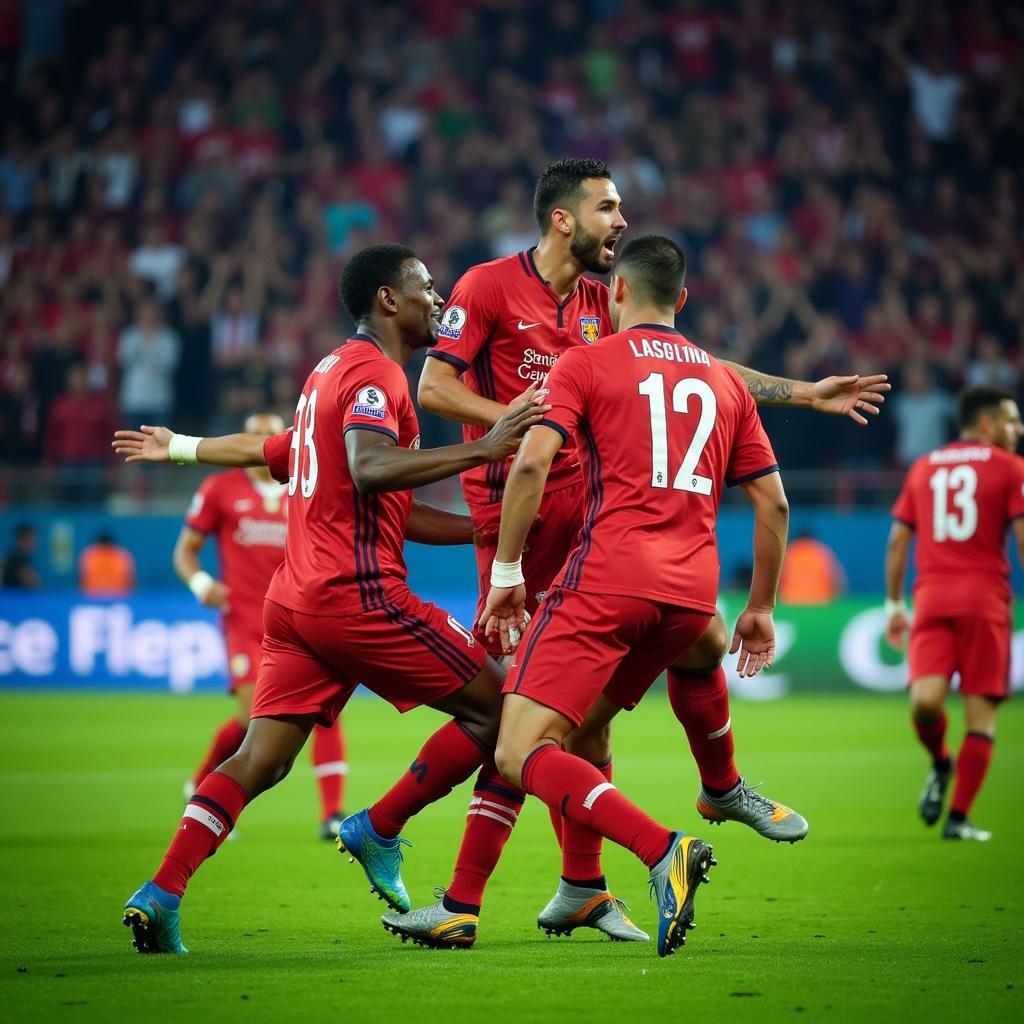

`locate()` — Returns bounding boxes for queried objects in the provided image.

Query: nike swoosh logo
[517,320,541,330]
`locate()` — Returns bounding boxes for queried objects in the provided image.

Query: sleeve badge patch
[438,305,468,339]
[353,385,388,419]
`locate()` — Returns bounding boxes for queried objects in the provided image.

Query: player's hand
[480,400,551,461]
[201,580,231,611]
[478,584,529,655]
[112,425,174,463]
[508,381,549,411]
[729,607,776,678]
[810,374,890,425]
[884,610,910,651]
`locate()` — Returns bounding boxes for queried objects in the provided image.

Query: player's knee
[224,746,290,797]
[910,693,944,722]
[494,740,526,789]
[673,613,727,671]
[565,722,611,763]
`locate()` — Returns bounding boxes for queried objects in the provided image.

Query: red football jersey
[262,334,421,615]
[540,324,778,612]
[185,469,288,636]
[427,249,612,507]
[891,440,1024,621]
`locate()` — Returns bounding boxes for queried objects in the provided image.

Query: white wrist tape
[884,598,907,617]
[168,433,203,464]
[189,571,215,601]
[490,558,524,588]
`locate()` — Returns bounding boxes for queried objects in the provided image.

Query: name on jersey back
[928,446,992,465]
[628,337,710,365]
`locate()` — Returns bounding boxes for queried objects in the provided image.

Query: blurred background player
[418,158,879,940]
[174,411,347,841]
[79,531,135,598]
[885,386,1024,841]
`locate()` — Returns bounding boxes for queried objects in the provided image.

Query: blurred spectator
[79,530,135,597]
[43,363,116,502]
[130,220,185,301]
[117,298,180,426]
[0,0,1019,498]
[2,523,41,590]
[779,528,847,605]
[893,361,956,465]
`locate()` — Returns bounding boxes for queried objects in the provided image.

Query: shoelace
[431,884,447,902]
[737,781,780,816]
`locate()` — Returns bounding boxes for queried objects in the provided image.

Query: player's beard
[569,222,614,275]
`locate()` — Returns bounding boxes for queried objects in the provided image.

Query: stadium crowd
[0,0,1022,490]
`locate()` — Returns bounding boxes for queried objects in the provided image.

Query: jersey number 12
[637,373,717,494]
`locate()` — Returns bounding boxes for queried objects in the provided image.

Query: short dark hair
[957,384,1016,429]
[614,234,687,308]
[339,243,418,322]
[533,158,612,232]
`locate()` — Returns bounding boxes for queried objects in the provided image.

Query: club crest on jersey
[438,305,467,339]
[353,385,387,419]
[230,653,250,678]
[580,317,601,344]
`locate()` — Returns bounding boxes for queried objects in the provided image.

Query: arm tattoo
[733,365,793,405]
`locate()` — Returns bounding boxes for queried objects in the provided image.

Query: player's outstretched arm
[722,362,890,426]
[731,471,789,677]
[112,426,270,467]
[405,501,475,546]
[347,399,549,494]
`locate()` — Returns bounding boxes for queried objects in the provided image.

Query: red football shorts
[471,485,583,655]
[223,625,263,692]
[908,615,1012,700]
[503,586,712,726]
[252,586,487,727]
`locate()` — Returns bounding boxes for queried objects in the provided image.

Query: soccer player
[114,243,548,954]
[174,411,348,840]
[417,158,879,938]
[884,385,1024,841]
[404,233,788,957]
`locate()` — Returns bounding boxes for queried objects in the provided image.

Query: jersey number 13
[929,464,978,542]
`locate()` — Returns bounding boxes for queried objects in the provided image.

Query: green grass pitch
[1,690,1021,1023]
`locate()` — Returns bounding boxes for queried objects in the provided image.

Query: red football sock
[445,761,524,910]
[311,721,347,820]
[191,718,246,788]
[152,772,249,897]
[668,667,739,792]
[912,711,950,767]
[368,720,488,838]
[521,745,672,869]
[547,802,563,846]
[560,757,610,881]
[950,732,994,817]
